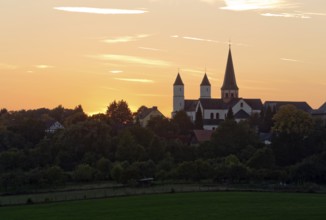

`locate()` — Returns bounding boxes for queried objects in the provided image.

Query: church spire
[200,73,211,99]
[200,73,211,86]
[174,73,184,86]
[221,46,239,102]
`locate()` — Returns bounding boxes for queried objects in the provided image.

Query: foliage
[194,108,203,129]
[106,100,133,126]
[0,100,326,192]
[171,110,194,135]
[272,104,313,137]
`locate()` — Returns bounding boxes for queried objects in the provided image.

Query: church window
[210,113,214,119]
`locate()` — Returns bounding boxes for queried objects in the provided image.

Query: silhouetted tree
[195,108,203,129]
[106,100,133,126]
[226,107,234,120]
[172,110,194,135]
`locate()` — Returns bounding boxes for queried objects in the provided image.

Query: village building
[135,106,165,127]
[172,46,263,130]
[172,46,325,130]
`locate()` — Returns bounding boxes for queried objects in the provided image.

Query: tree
[226,106,234,120]
[194,107,203,129]
[172,110,194,135]
[247,147,275,169]
[260,105,275,132]
[272,104,313,138]
[106,100,133,126]
[147,116,175,138]
[211,120,259,157]
[272,105,314,166]
[115,131,145,162]
[74,164,95,182]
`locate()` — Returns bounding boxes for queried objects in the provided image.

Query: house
[171,45,324,131]
[264,101,312,112]
[172,46,263,130]
[311,102,326,124]
[190,130,214,145]
[136,106,165,127]
[45,120,64,133]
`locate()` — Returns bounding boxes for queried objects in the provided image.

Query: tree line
[0,101,326,193]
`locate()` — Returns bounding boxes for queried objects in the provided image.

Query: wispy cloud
[200,0,219,4]
[110,70,123,74]
[302,12,326,16]
[136,93,168,97]
[280,58,301,62]
[89,54,171,67]
[138,47,165,52]
[103,34,149,44]
[171,35,219,43]
[0,63,17,70]
[183,36,220,43]
[35,65,54,69]
[114,78,154,83]
[54,7,147,15]
[220,0,297,11]
[261,13,310,19]
[171,35,249,46]
[183,68,205,74]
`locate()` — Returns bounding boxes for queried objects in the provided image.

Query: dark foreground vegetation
[0,100,326,195]
[1,192,326,220]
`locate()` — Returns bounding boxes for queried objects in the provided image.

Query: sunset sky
[1,0,326,116]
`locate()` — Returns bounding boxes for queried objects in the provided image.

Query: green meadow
[1,192,326,220]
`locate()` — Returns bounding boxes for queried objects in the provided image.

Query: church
[172,46,263,130]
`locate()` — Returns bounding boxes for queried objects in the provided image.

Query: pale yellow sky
[1,0,326,116]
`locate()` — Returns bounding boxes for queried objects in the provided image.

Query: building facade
[172,47,263,130]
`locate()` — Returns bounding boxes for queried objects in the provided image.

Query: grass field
[1,192,326,220]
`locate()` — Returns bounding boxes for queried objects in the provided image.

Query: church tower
[173,73,185,113]
[221,46,239,102]
[200,73,211,99]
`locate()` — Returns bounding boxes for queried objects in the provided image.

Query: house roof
[318,102,326,112]
[184,100,198,112]
[192,130,214,142]
[221,47,238,90]
[137,106,163,120]
[264,101,312,112]
[234,109,250,119]
[243,99,263,110]
[199,98,262,110]
[200,74,211,86]
[311,102,326,115]
[173,73,184,86]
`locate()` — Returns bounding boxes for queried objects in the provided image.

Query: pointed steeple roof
[173,73,184,86]
[221,47,238,90]
[200,73,211,86]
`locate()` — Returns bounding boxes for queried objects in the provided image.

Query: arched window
[210,113,214,119]
[216,113,219,119]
